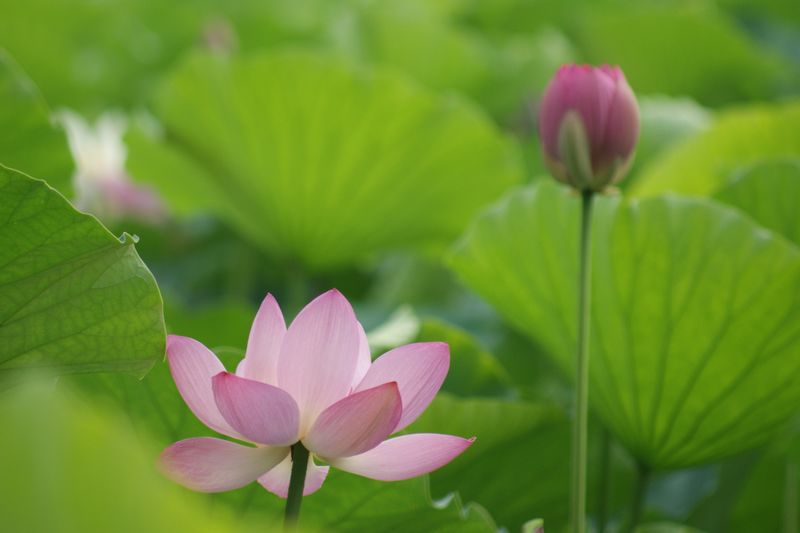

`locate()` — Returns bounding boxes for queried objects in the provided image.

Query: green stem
[571,190,594,533]
[284,443,310,531]
[629,462,650,533]
[596,427,612,533]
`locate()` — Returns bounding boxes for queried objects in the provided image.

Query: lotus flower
[160,289,474,496]
[60,110,166,223]
[538,64,639,192]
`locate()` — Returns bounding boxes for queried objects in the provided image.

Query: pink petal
[356,342,449,431]
[539,65,617,162]
[277,289,361,432]
[166,335,241,439]
[331,433,474,481]
[304,382,402,459]
[258,454,329,498]
[352,322,371,387]
[596,74,639,169]
[160,437,288,492]
[212,372,300,446]
[236,294,286,384]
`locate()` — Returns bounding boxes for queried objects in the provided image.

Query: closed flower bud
[538,64,639,192]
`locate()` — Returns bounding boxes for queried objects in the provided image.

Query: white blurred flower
[366,306,420,353]
[59,110,166,223]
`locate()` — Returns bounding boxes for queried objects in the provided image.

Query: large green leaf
[0,165,164,382]
[0,49,72,193]
[127,50,521,270]
[632,101,800,198]
[450,181,800,469]
[714,158,800,246]
[0,382,248,533]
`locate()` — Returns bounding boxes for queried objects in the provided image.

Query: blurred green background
[1,0,799,532]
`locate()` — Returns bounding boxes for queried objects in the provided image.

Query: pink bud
[538,64,639,191]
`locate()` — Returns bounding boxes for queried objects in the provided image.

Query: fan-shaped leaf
[450,181,800,469]
[127,50,521,270]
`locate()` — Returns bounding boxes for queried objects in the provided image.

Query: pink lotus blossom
[160,289,474,496]
[538,64,639,191]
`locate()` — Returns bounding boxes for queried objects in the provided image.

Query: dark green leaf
[0,165,164,382]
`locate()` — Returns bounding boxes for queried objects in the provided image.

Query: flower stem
[571,189,594,533]
[284,443,309,531]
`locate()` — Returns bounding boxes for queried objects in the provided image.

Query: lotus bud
[538,64,639,192]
